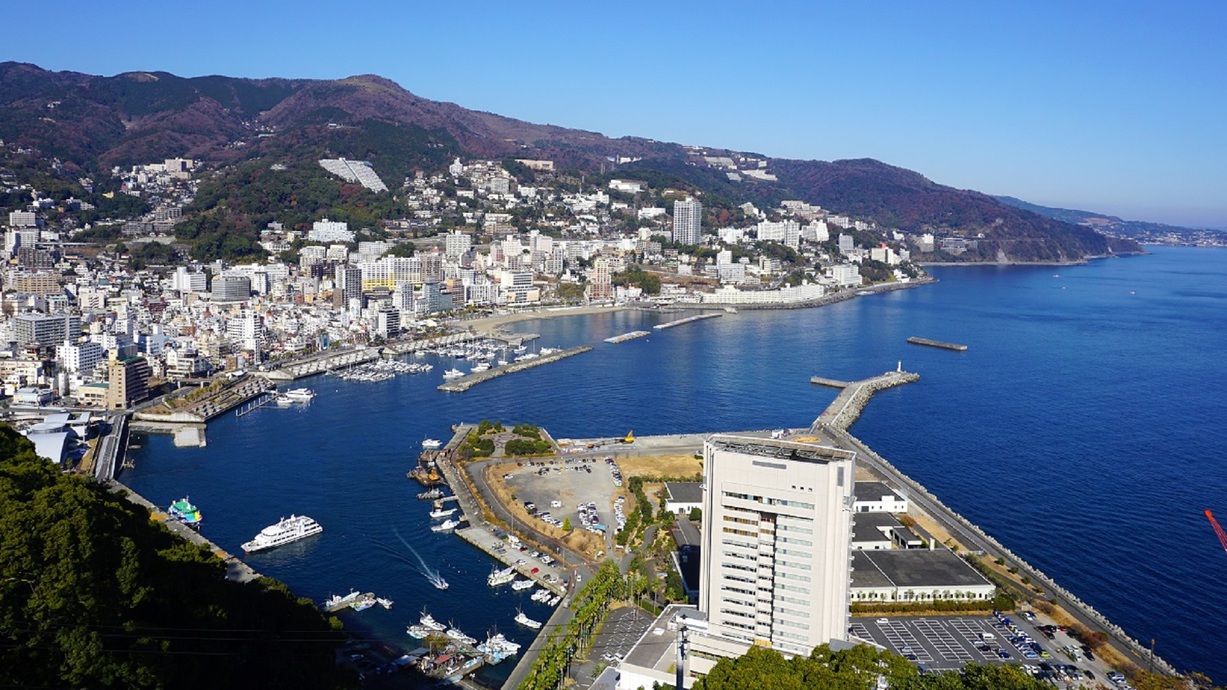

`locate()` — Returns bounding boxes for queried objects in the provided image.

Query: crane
[1205,510,1227,551]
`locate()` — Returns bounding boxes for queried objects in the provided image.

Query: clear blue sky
[7,1,1226,228]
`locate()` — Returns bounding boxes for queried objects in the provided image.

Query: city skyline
[3,1,1224,229]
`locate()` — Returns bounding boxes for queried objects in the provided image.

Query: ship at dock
[167,497,202,529]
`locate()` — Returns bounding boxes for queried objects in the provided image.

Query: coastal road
[831,425,1156,674]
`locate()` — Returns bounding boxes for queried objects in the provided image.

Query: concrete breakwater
[604,330,651,344]
[813,405,1176,675]
[812,370,921,432]
[907,337,968,351]
[654,313,722,330]
[437,346,593,392]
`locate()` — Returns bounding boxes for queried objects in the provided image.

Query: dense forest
[0,426,356,689]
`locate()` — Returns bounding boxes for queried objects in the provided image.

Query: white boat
[488,566,516,587]
[241,515,322,553]
[422,438,443,451]
[284,388,316,402]
[429,507,457,519]
[548,595,561,606]
[274,394,294,407]
[478,632,521,663]
[447,628,477,645]
[376,597,394,609]
[431,575,450,590]
[406,624,431,639]
[514,611,542,629]
[530,589,550,602]
[420,612,447,631]
[430,518,459,532]
[442,368,465,379]
[511,579,534,591]
[471,362,490,373]
[323,589,364,610]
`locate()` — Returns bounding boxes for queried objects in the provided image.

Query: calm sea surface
[123,245,1227,683]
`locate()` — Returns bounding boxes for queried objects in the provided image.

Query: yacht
[241,515,323,553]
[511,579,534,591]
[420,612,447,631]
[442,368,465,379]
[487,566,516,587]
[471,362,490,373]
[429,507,457,519]
[514,611,543,629]
[477,633,521,663]
[430,518,459,532]
[283,388,316,402]
[422,439,443,451]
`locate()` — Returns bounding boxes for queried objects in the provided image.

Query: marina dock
[604,330,650,344]
[437,345,593,392]
[653,313,721,330]
[907,336,968,351]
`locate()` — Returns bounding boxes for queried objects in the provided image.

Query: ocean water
[122,246,1227,683]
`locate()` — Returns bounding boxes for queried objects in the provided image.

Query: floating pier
[437,345,593,392]
[604,330,650,344]
[907,336,968,351]
[653,313,721,330]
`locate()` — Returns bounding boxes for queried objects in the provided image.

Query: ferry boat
[514,611,542,629]
[430,518,459,532]
[241,515,322,553]
[429,507,457,519]
[283,388,316,402]
[422,439,443,451]
[487,566,516,587]
[167,497,202,528]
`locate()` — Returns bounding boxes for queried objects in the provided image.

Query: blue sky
[7,1,1226,227]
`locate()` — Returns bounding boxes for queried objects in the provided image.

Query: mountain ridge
[0,61,1142,262]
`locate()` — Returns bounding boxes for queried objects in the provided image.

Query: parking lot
[575,606,655,682]
[852,614,1048,672]
[501,455,626,553]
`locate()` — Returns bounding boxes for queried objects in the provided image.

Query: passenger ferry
[167,497,202,528]
[283,388,316,402]
[241,515,323,553]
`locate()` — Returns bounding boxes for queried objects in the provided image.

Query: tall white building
[673,199,702,245]
[309,219,354,243]
[695,434,855,663]
[445,230,472,259]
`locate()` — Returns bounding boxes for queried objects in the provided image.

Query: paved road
[831,424,1156,674]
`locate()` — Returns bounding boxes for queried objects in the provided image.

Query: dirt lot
[487,456,627,558]
[616,453,701,479]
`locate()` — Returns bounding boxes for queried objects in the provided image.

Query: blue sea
[122,245,1227,684]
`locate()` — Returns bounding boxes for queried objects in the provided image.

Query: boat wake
[377,529,450,590]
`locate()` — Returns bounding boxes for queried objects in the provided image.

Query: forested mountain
[0,61,1141,262]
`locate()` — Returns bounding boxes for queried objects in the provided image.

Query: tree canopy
[695,644,1050,690]
[0,426,355,689]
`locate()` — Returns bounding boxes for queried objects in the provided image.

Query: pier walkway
[266,346,378,381]
[437,345,593,392]
[108,480,261,583]
[653,313,721,330]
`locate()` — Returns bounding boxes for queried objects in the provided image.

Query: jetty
[653,313,721,330]
[437,345,593,392]
[907,336,968,351]
[604,330,650,344]
[811,369,920,432]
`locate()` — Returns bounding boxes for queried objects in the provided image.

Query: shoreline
[457,276,938,333]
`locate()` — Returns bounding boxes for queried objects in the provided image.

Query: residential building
[309,219,355,243]
[106,356,150,410]
[696,434,855,662]
[673,199,702,245]
[211,275,251,302]
[56,340,105,375]
[14,313,81,347]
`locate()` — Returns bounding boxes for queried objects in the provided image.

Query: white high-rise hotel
[695,434,855,662]
[673,199,702,245]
